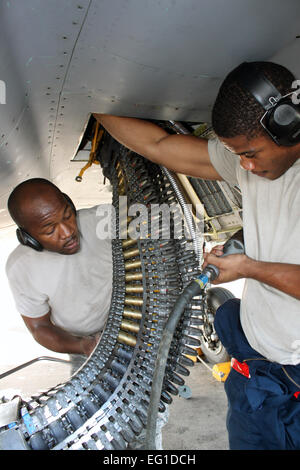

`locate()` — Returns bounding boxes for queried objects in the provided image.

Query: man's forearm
[93,114,220,179]
[244,258,300,301]
[204,252,300,300]
[31,323,96,355]
[93,113,167,162]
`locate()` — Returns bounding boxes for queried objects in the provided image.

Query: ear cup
[273,103,297,126]
[237,62,300,146]
[16,228,43,252]
[266,100,300,146]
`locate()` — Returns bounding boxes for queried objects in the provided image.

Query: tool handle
[205,230,245,282]
[222,238,245,256]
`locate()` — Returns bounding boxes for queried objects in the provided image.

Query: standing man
[6,178,112,369]
[94,61,300,450]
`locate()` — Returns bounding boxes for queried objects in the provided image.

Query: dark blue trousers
[214,299,300,450]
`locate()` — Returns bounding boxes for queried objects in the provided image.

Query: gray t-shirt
[208,138,300,365]
[6,206,113,337]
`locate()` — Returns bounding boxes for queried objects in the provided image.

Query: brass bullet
[122,238,138,249]
[125,285,144,294]
[125,272,143,282]
[124,296,143,306]
[124,260,142,271]
[121,320,140,334]
[123,248,140,259]
[123,307,142,320]
[117,331,137,347]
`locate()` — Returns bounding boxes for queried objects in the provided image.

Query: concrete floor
[0,353,229,450]
[163,361,229,450]
[0,319,229,452]
[0,229,231,450]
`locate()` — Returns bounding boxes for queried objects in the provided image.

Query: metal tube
[161,165,201,267]
[125,272,143,282]
[122,238,138,249]
[124,260,142,271]
[121,320,140,334]
[117,331,137,347]
[145,279,203,449]
[123,248,140,259]
[168,120,190,134]
[125,285,144,294]
[162,120,203,268]
[0,356,71,380]
[123,308,142,320]
[124,296,143,307]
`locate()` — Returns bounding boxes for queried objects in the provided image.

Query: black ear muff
[266,100,300,146]
[237,62,300,146]
[16,227,43,252]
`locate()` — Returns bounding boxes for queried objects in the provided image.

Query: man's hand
[22,312,103,355]
[80,333,101,356]
[203,246,300,300]
[202,246,250,284]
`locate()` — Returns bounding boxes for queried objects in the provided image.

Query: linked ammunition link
[0,142,204,450]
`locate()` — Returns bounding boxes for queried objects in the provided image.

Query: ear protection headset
[16,193,76,252]
[237,62,300,146]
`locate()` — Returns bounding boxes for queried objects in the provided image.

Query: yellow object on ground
[212,361,231,382]
[186,347,203,362]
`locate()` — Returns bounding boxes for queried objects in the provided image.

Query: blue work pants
[214,299,300,450]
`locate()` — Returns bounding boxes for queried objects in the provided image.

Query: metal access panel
[1,0,300,229]
[1,0,300,451]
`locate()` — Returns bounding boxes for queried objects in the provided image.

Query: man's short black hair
[7,178,60,227]
[211,61,295,140]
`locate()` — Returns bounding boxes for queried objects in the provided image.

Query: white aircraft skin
[0,0,300,229]
[1,1,300,452]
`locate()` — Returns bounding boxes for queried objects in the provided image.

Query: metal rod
[0,356,71,380]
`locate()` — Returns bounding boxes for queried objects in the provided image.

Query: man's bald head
[8,178,63,229]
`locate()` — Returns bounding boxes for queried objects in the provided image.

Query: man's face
[220,133,300,180]
[25,192,80,255]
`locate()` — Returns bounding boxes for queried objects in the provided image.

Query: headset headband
[237,63,282,111]
[236,62,300,146]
